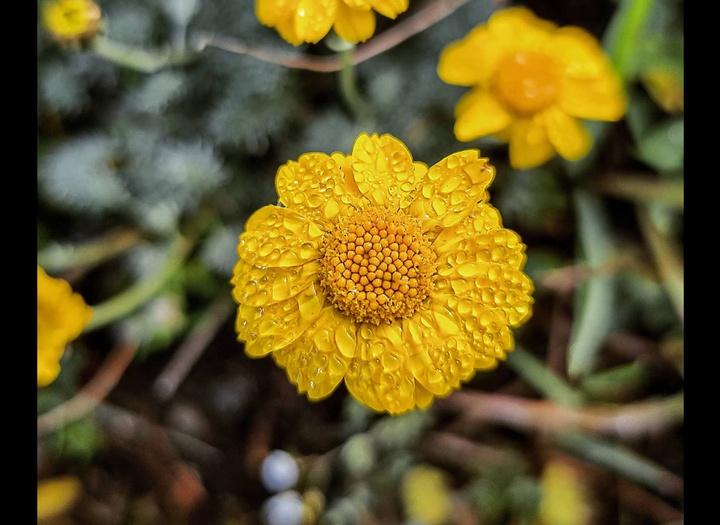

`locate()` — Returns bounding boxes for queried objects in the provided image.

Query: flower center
[494,51,559,115]
[319,208,436,325]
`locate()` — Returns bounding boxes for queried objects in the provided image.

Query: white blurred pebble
[261,490,304,525]
[261,450,300,493]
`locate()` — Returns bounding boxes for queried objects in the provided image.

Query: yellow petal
[350,132,419,209]
[413,380,435,409]
[275,17,305,46]
[345,353,416,415]
[508,117,556,169]
[237,206,324,268]
[432,202,502,255]
[256,0,298,26]
[294,0,337,44]
[334,2,375,43]
[237,283,326,356]
[273,307,352,400]
[369,0,408,19]
[404,305,476,396]
[546,27,616,79]
[437,26,499,87]
[453,88,512,142]
[542,27,626,121]
[487,7,556,47]
[232,258,320,307]
[560,75,627,121]
[434,230,534,327]
[38,266,93,388]
[407,149,495,236]
[276,153,364,227]
[543,106,592,161]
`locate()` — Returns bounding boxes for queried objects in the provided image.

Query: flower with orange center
[41,0,102,44]
[231,133,533,414]
[437,7,627,169]
[255,0,409,46]
[38,266,93,387]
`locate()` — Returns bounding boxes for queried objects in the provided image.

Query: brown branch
[153,298,234,401]
[37,341,138,437]
[435,390,684,441]
[192,0,475,73]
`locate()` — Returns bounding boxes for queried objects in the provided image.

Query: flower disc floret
[231,132,534,415]
[320,207,436,325]
[437,6,627,169]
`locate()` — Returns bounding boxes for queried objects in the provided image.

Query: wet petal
[236,283,326,357]
[237,206,324,267]
[413,381,435,409]
[542,27,626,121]
[404,305,476,396]
[350,133,420,209]
[345,353,416,415]
[452,88,513,142]
[432,202,502,255]
[560,76,627,121]
[273,307,352,400]
[256,0,298,26]
[276,153,364,227]
[334,2,375,43]
[434,231,534,327]
[407,149,495,236]
[294,0,337,44]
[437,26,498,87]
[368,0,408,19]
[487,7,556,47]
[231,259,320,307]
[508,117,555,169]
[544,106,592,161]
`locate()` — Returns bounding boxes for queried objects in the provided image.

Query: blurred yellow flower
[231,132,533,415]
[41,0,102,43]
[255,0,409,46]
[37,475,83,523]
[535,458,593,525]
[437,7,626,169]
[402,465,453,525]
[38,266,93,387]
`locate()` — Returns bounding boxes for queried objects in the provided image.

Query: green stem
[37,228,144,273]
[338,47,370,124]
[84,235,190,333]
[555,430,683,499]
[566,189,616,380]
[90,35,197,73]
[603,0,658,82]
[581,361,652,402]
[594,174,684,209]
[636,206,684,325]
[505,346,586,407]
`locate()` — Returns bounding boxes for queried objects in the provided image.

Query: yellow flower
[402,465,453,525]
[38,266,93,387]
[255,0,409,46]
[535,458,594,525]
[231,133,533,415]
[38,475,83,523]
[437,7,627,170]
[41,0,102,44]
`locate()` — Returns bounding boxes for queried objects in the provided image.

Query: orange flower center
[494,51,559,115]
[319,207,436,325]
